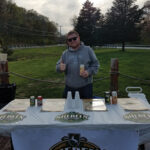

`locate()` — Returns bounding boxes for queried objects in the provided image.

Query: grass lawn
[7,46,150,102]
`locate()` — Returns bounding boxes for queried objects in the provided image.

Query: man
[56,30,99,99]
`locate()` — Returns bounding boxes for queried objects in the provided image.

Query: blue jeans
[63,84,93,99]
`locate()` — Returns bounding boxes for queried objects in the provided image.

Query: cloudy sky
[12,0,146,34]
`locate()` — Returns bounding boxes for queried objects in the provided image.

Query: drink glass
[80,64,85,75]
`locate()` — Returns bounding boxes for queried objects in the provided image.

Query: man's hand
[80,70,89,78]
[60,62,66,71]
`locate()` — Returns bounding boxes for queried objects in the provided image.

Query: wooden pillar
[0,54,9,84]
[110,58,119,93]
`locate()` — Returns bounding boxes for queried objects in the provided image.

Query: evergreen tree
[105,0,143,51]
[74,0,103,46]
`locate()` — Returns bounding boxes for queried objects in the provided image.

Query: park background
[0,0,150,101]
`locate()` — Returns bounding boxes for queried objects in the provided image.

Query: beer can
[30,96,35,106]
[37,96,43,106]
[112,91,117,104]
[105,91,110,104]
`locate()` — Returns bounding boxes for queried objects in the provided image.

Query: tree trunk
[122,41,125,52]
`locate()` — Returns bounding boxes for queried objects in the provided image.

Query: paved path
[101,46,150,50]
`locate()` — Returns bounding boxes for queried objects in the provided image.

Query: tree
[0,0,58,48]
[140,1,150,44]
[74,0,103,46]
[105,0,143,51]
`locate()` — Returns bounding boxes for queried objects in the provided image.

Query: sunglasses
[67,37,78,42]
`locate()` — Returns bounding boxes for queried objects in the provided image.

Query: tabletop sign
[124,112,150,123]
[0,112,26,123]
[55,112,89,123]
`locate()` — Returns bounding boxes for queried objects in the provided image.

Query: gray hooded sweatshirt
[56,43,100,88]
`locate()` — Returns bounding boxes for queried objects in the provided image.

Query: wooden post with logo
[110,58,119,93]
[0,54,9,84]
